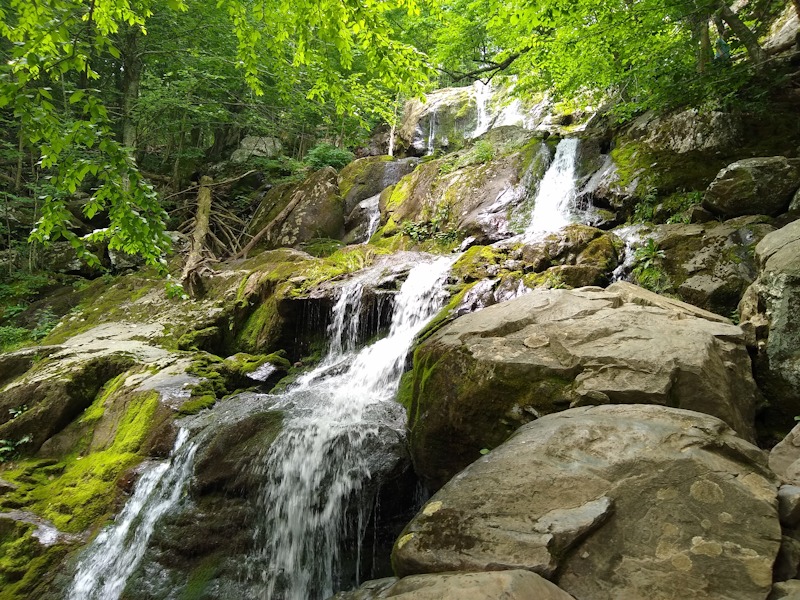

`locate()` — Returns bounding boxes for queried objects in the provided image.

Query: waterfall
[361,194,382,245]
[246,256,454,600]
[426,111,437,155]
[68,429,199,600]
[525,138,580,237]
[471,80,493,138]
[611,224,646,282]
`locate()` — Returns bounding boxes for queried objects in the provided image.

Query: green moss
[180,553,223,600]
[0,389,159,533]
[415,282,474,345]
[452,245,507,281]
[177,327,222,352]
[178,394,217,416]
[385,175,413,212]
[0,521,68,600]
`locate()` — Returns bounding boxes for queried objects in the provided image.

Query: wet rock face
[704,157,800,218]
[382,134,549,244]
[396,87,478,156]
[405,283,758,489]
[334,570,576,600]
[393,405,781,600]
[740,219,800,428]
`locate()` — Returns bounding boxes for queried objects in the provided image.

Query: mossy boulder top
[704,157,800,218]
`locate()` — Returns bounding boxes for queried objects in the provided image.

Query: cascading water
[246,256,454,600]
[471,80,493,138]
[361,194,382,244]
[524,138,581,237]
[68,429,199,600]
[426,111,437,155]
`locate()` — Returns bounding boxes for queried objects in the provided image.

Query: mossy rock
[1,380,163,533]
[0,354,136,452]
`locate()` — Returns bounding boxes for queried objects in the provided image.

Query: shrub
[304,143,354,170]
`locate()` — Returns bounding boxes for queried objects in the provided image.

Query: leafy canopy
[0,0,430,266]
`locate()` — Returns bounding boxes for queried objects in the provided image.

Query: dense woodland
[0,0,797,343]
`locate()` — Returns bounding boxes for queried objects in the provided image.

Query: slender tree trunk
[14,131,24,192]
[718,2,766,64]
[181,176,213,296]
[699,20,712,72]
[121,29,143,152]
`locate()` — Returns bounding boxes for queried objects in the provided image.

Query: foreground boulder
[703,157,800,218]
[404,282,758,488]
[393,405,780,600]
[739,219,800,429]
[334,570,575,599]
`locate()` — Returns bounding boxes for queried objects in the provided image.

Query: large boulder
[246,167,345,250]
[703,157,800,218]
[334,570,575,600]
[652,216,775,316]
[230,136,282,163]
[403,283,758,489]
[739,219,800,428]
[381,135,549,244]
[393,405,781,600]
[396,87,479,156]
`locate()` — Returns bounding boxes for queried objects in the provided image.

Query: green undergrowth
[0,378,160,533]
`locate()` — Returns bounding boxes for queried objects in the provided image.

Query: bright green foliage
[632,238,672,293]
[411,0,781,115]
[0,0,430,265]
[305,144,355,171]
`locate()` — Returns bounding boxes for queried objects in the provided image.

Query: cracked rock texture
[393,405,781,600]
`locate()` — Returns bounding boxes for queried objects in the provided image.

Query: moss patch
[0,384,160,533]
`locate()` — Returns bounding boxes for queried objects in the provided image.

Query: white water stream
[247,256,454,599]
[525,138,581,238]
[471,80,493,138]
[68,429,199,600]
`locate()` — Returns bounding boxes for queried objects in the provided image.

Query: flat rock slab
[333,570,575,599]
[393,405,781,600]
[407,283,758,488]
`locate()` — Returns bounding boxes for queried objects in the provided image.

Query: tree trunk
[121,29,143,152]
[14,130,24,192]
[181,176,213,297]
[699,19,712,72]
[718,2,766,64]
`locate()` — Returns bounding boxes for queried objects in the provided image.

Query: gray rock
[255,167,345,249]
[779,485,800,528]
[406,284,758,488]
[334,570,575,600]
[770,580,800,600]
[230,136,282,163]
[703,157,800,217]
[739,219,800,426]
[393,405,780,600]
[771,425,800,486]
[652,216,774,316]
[775,535,800,581]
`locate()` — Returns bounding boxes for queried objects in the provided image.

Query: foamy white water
[69,429,199,600]
[247,256,454,599]
[525,138,580,237]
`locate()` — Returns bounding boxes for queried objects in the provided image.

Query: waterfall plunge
[525,138,581,238]
[68,430,199,600]
[247,256,454,600]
